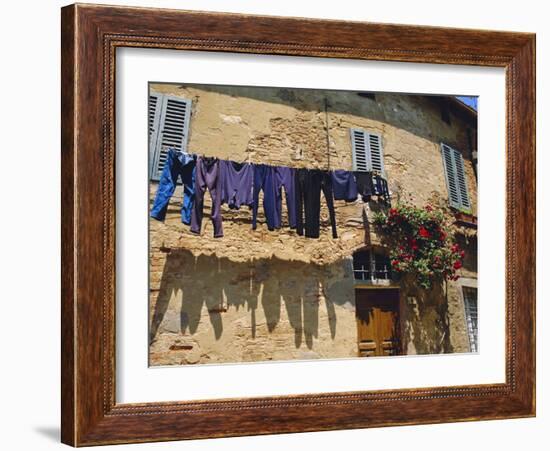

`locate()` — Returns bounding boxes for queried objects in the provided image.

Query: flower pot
[454,211,477,227]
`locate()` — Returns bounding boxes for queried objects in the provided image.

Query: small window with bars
[352,249,393,282]
[463,286,478,352]
[149,92,192,180]
[441,143,471,211]
[350,128,385,175]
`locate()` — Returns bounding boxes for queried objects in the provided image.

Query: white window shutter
[367,133,384,174]
[350,128,385,175]
[149,94,192,180]
[350,128,369,171]
[441,143,471,210]
[148,93,163,177]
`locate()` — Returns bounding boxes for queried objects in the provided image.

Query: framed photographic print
[61,3,536,446]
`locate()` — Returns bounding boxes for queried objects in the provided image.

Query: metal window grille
[353,250,392,282]
[463,286,478,352]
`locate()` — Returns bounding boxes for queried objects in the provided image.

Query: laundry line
[150,148,390,239]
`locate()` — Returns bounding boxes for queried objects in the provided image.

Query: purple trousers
[274,166,297,229]
[190,156,223,238]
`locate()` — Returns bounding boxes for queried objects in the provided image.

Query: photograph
[147,83,479,366]
[0,0,542,447]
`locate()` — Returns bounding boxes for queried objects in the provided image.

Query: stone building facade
[148,83,478,366]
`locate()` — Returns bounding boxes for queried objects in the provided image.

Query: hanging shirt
[295,168,338,239]
[274,166,297,229]
[251,164,278,231]
[354,171,375,202]
[220,160,254,209]
[190,156,223,238]
[331,169,358,202]
[150,149,196,225]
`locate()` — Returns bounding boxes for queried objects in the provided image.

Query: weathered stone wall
[148,83,478,365]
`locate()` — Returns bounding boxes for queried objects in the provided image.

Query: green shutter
[441,143,471,210]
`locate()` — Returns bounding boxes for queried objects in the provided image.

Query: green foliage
[374,203,465,289]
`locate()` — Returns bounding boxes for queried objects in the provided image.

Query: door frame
[354,286,402,357]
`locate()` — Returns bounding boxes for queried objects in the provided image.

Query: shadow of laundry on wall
[149,249,354,349]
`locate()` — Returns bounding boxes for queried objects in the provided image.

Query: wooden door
[355,289,400,357]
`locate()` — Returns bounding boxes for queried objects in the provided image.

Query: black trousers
[295,168,338,239]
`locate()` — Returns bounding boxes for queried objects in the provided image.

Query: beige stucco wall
[148,83,478,366]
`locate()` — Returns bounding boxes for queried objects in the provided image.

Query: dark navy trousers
[252,164,278,230]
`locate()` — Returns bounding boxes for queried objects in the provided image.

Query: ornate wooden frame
[61,3,536,446]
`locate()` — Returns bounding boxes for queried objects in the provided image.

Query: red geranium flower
[418,227,430,238]
[453,260,462,270]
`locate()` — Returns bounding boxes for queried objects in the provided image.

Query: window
[352,249,393,282]
[463,286,478,352]
[440,143,471,211]
[149,93,192,180]
[357,92,376,101]
[350,128,385,175]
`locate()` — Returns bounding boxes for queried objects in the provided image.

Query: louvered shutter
[441,143,471,210]
[367,133,384,173]
[350,128,369,171]
[148,93,162,171]
[149,94,192,180]
[350,128,385,174]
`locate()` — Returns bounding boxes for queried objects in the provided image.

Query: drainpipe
[467,128,478,178]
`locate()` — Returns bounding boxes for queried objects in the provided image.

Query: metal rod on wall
[324,97,331,170]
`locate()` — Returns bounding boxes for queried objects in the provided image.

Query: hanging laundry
[331,169,358,202]
[150,149,196,224]
[372,174,391,206]
[251,164,279,231]
[274,166,297,229]
[220,160,254,209]
[354,171,375,202]
[190,156,224,238]
[295,168,338,239]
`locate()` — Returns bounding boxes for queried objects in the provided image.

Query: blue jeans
[150,149,196,224]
